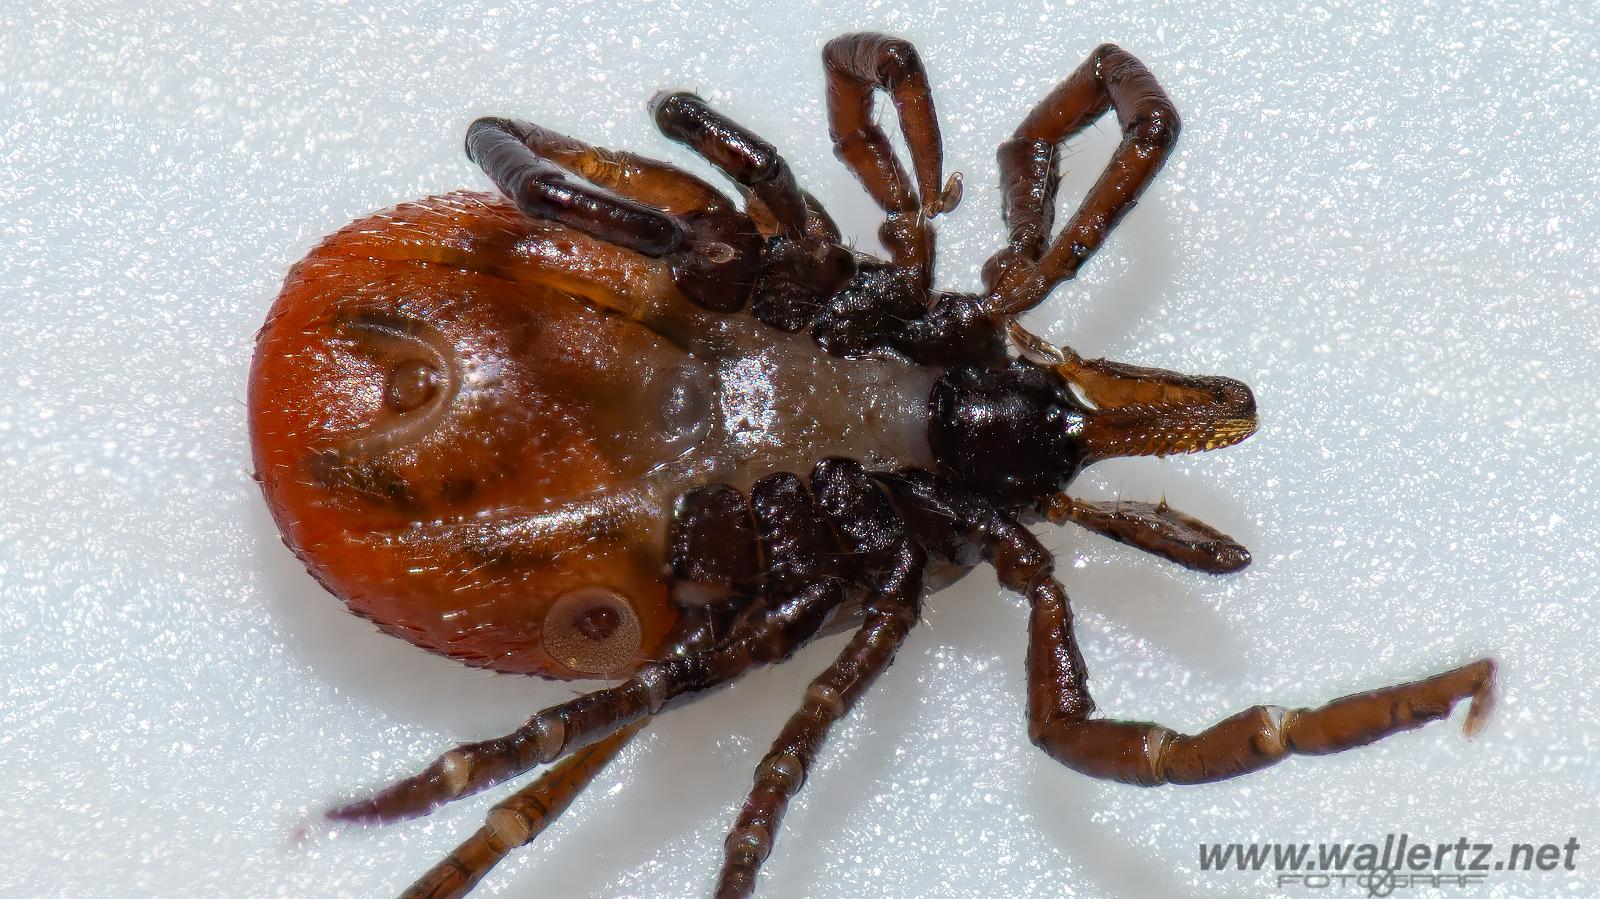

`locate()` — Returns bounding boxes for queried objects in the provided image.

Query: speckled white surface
[4,1,1598,897]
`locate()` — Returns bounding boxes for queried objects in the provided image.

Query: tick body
[249,33,1496,898]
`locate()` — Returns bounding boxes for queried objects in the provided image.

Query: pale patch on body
[685,315,938,488]
[377,309,939,582]
[535,311,940,544]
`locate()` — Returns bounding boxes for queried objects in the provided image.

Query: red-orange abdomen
[250,193,701,678]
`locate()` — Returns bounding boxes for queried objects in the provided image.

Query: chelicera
[249,33,1497,898]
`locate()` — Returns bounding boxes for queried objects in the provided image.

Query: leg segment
[1041,495,1251,574]
[493,117,736,218]
[468,117,688,256]
[324,655,688,825]
[650,91,857,331]
[466,117,759,311]
[400,720,648,899]
[982,45,1181,315]
[823,33,962,285]
[984,515,1496,787]
[716,460,926,899]
[398,608,731,898]
[326,601,839,826]
[823,33,962,217]
[650,91,811,237]
[715,542,924,899]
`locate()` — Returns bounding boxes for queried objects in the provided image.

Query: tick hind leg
[329,588,844,825]
[982,44,1181,316]
[330,501,846,828]
[715,543,923,899]
[985,516,1496,786]
[396,611,732,898]
[401,720,648,899]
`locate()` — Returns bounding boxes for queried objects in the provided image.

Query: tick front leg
[1036,656,1496,787]
[987,520,1496,788]
[1041,495,1251,574]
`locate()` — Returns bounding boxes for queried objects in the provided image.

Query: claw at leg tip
[939,172,964,214]
[1211,544,1252,574]
[324,799,380,826]
[1463,658,1498,739]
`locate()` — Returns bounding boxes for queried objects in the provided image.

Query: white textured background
[4,1,1597,897]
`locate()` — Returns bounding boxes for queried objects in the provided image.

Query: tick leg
[1041,495,1251,574]
[467,117,759,311]
[823,33,962,286]
[397,610,730,898]
[330,476,850,826]
[400,719,648,899]
[982,45,1180,315]
[326,605,835,826]
[715,542,924,899]
[650,91,812,239]
[650,91,857,329]
[494,118,738,218]
[716,459,924,899]
[468,117,687,256]
[986,518,1496,787]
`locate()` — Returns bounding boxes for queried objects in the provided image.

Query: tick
[249,32,1496,898]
